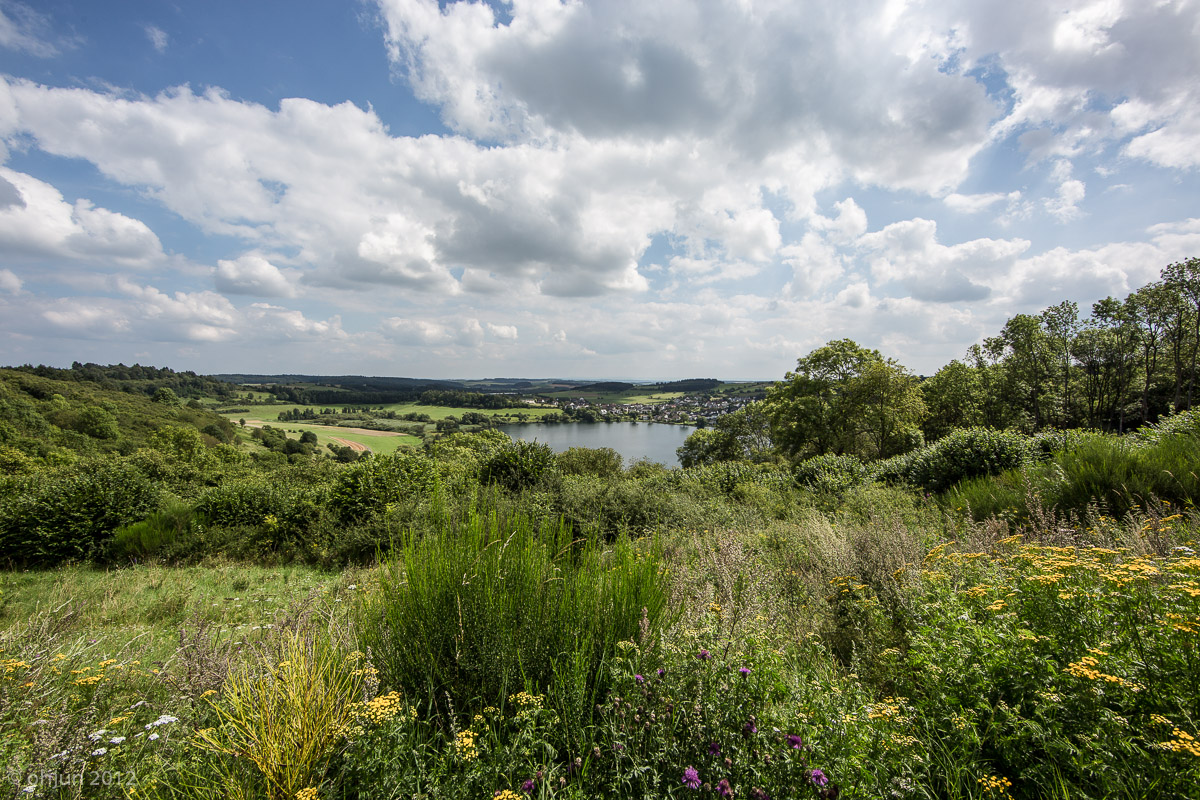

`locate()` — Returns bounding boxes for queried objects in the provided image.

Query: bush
[356,512,671,716]
[792,454,869,496]
[904,427,1033,494]
[555,446,623,477]
[0,457,160,565]
[109,499,197,561]
[479,440,554,492]
[329,450,438,521]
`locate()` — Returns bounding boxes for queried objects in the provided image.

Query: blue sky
[1,0,1198,380]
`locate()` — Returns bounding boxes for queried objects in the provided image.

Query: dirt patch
[330,437,370,453]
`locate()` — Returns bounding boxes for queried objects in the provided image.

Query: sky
[0,0,1198,380]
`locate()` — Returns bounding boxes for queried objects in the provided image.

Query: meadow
[2,433,1199,798]
[2,365,1200,799]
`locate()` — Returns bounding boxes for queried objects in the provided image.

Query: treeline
[681,258,1200,468]
[14,362,240,399]
[923,257,1200,438]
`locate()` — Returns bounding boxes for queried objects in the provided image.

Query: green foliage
[555,446,623,477]
[479,440,555,492]
[0,458,161,564]
[109,499,197,562]
[765,339,926,461]
[329,450,438,522]
[793,453,869,496]
[73,405,120,440]
[677,402,775,467]
[903,426,1034,493]
[356,512,671,715]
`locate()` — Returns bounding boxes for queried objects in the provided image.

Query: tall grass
[355,510,671,716]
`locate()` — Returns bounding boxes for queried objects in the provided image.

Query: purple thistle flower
[708,741,721,756]
[657,668,666,676]
[682,766,702,790]
[742,719,757,735]
[810,768,829,787]
[635,674,644,684]
[786,734,804,749]
[698,649,711,660]
[738,666,751,676]
[717,779,732,798]
[521,779,536,794]
[750,788,771,800]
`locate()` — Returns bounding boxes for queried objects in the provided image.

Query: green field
[374,402,559,420]
[241,420,420,455]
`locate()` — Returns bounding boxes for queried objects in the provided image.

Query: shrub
[0,457,160,565]
[555,446,623,477]
[355,512,671,716]
[329,450,438,521]
[479,440,554,492]
[193,629,368,800]
[792,453,869,496]
[109,499,197,561]
[904,427,1033,493]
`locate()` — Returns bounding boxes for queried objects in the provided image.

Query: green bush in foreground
[355,511,670,718]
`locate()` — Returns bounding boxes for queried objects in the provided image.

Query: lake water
[497,421,696,467]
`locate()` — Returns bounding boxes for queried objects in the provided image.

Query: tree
[986,314,1054,430]
[764,339,925,460]
[678,402,774,467]
[1040,300,1080,428]
[920,360,984,441]
[1162,257,1200,410]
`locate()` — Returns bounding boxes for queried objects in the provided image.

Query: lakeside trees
[684,257,1200,466]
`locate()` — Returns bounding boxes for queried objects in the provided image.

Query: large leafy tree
[677,402,774,467]
[765,339,925,460]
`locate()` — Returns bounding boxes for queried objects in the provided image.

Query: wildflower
[786,734,804,749]
[682,766,702,790]
[521,778,536,794]
[91,747,108,757]
[708,741,721,756]
[743,718,757,735]
[810,769,829,787]
[295,789,320,800]
[635,674,644,684]
[146,714,179,728]
[750,789,771,800]
[698,650,711,661]
[739,667,751,676]
[109,736,126,744]
[717,779,732,798]
[148,733,160,741]
[495,792,523,800]
[657,668,666,676]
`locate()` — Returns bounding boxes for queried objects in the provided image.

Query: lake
[497,421,697,467]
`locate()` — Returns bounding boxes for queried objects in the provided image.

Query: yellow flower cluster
[964,584,991,598]
[355,691,406,725]
[1,658,31,685]
[1157,728,1200,757]
[453,729,478,761]
[976,774,1014,799]
[1152,714,1173,726]
[1064,657,1144,692]
[866,697,905,720]
[494,791,523,800]
[294,788,320,800]
[950,712,971,731]
[509,691,544,709]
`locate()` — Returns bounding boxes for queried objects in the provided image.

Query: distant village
[531,393,757,425]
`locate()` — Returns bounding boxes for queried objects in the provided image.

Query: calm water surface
[497,421,696,467]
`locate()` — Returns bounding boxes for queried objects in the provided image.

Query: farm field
[238,419,419,455]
